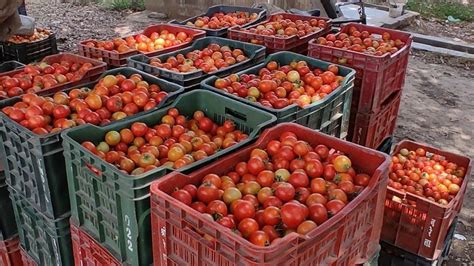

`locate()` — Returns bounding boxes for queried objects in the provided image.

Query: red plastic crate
[78,24,205,67]
[70,219,120,266]
[381,140,472,260]
[308,23,412,114]
[229,13,330,52]
[0,53,107,100]
[150,123,391,266]
[19,246,35,266]
[349,91,401,149]
[0,236,22,266]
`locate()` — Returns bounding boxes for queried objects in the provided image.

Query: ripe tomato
[333,155,352,173]
[197,183,220,204]
[296,220,317,235]
[171,189,192,205]
[238,218,259,238]
[256,170,275,187]
[288,170,309,188]
[207,200,228,217]
[217,216,236,229]
[281,202,308,229]
[274,182,295,202]
[232,199,256,221]
[326,199,345,216]
[247,157,265,175]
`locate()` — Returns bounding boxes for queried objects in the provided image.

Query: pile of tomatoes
[0,61,95,98]
[85,30,192,54]
[389,147,466,205]
[7,28,51,44]
[149,44,248,73]
[213,60,343,108]
[317,26,406,56]
[186,11,259,30]
[170,132,371,246]
[81,109,247,174]
[242,15,327,41]
[1,73,168,135]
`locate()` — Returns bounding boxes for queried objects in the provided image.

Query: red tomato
[281,202,308,229]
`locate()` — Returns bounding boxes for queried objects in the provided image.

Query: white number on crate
[124,215,134,252]
[423,239,431,248]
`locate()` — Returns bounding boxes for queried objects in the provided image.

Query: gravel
[27,1,147,52]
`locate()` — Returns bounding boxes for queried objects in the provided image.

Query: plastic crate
[0,61,24,73]
[0,236,22,266]
[70,218,121,266]
[0,67,183,219]
[9,189,72,266]
[170,5,267,37]
[61,89,276,265]
[379,217,458,265]
[150,123,391,266]
[377,136,394,155]
[1,33,58,64]
[127,37,265,89]
[308,23,412,114]
[19,246,36,266]
[201,51,355,139]
[349,90,401,149]
[78,24,206,68]
[229,13,331,51]
[0,53,107,100]
[0,182,17,241]
[382,140,472,260]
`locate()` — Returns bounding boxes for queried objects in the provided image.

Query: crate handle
[86,163,102,176]
[225,107,247,122]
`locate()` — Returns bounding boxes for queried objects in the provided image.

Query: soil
[16,0,474,264]
[402,16,474,44]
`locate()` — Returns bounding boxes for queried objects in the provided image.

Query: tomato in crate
[308,23,412,114]
[128,37,265,90]
[1,29,58,64]
[382,140,471,260]
[229,13,331,54]
[61,89,276,265]
[150,123,391,265]
[0,53,107,101]
[79,24,206,67]
[202,51,355,139]
[0,67,183,219]
[170,5,267,37]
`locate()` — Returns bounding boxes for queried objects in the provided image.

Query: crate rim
[229,12,332,42]
[151,122,391,252]
[201,50,356,114]
[61,88,277,181]
[127,36,266,80]
[308,22,413,60]
[169,4,267,33]
[388,139,472,210]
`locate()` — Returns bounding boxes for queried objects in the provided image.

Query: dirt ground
[402,17,474,44]
[23,0,474,264]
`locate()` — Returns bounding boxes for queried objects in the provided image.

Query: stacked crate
[308,23,413,148]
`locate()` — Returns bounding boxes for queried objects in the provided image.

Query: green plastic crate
[127,37,265,89]
[201,51,356,139]
[0,67,184,220]
[61,89,276,265]
[9,188,72,266]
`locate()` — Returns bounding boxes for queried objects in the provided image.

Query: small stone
[148,12,168,20]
